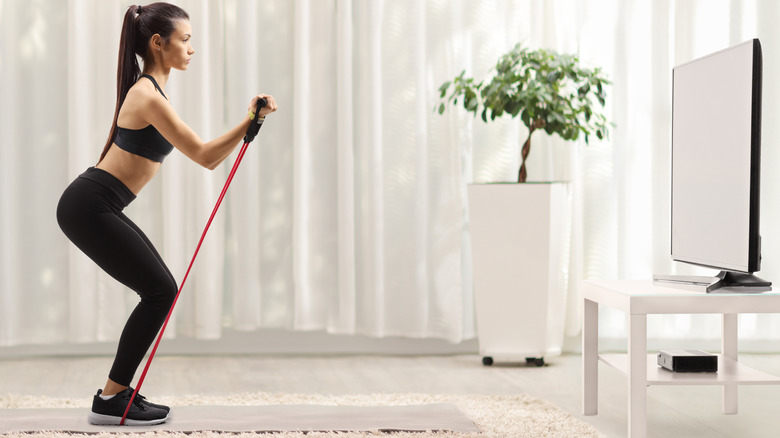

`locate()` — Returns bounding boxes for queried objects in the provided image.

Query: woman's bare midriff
[96,144,162,195]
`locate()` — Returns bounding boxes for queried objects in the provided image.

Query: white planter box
[468,183,569,365]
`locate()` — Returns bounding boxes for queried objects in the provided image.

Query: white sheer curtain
[1,0,480,347]
[3,0,780,351]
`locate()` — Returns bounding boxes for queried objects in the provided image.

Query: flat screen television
[654,39,771,293]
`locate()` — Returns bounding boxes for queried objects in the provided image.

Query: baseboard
[0,329,480,359]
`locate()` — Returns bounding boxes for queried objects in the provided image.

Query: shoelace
[124,392,148,411]
[127,388,168,411]
[125,387,150,404]
[131,391,148,403]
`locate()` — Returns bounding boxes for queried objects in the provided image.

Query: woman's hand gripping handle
[244,97,270,144]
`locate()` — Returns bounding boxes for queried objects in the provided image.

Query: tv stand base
[653,271,771,293]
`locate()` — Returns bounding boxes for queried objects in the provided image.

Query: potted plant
[438,43,611,182]
[438,44,611,366]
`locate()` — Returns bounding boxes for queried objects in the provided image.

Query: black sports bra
[114,75,174,163]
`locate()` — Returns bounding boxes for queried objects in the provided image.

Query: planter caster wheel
[482,356,494,366]
[526,357,545,367]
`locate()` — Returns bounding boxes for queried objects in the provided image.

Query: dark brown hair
[98,2,189,163]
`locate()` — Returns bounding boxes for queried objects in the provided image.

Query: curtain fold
[334,0,357,335]
[4,0,780,350]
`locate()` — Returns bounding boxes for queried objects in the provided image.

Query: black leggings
[56,167,177,386]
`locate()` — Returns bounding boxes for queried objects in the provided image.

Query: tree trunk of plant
[518,119,545,183]
[518,129,533,183]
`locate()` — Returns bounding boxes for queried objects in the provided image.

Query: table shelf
[599,353,780,386]
[582,280,780,437]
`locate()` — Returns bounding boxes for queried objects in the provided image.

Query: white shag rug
[0,392,605,438]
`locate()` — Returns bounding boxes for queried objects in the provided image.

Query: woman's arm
[146,94,277,170]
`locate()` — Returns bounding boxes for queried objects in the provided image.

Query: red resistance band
[120,100,266,425]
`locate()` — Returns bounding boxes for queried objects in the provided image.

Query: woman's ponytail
[97,3,189,164]
[98,5,142,163]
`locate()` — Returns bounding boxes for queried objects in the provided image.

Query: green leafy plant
[437,43,612,183]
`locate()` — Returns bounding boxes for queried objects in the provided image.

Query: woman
[56,3,277,425]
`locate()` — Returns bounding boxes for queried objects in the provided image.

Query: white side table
[581,280,780,438]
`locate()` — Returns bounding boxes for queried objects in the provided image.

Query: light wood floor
[2,353,780,437]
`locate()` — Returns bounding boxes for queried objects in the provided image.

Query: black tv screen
[671,39,763,274]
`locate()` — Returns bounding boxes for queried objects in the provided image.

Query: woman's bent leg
[57,178,177,387]
[107,214,177,386]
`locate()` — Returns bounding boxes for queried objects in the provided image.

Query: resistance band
[120,98,268,425]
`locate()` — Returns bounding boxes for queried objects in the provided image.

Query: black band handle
[244,97,268,143]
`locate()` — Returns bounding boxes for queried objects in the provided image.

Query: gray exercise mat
[0,403,479,433]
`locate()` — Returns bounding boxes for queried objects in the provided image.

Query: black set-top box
[657,350,718,372]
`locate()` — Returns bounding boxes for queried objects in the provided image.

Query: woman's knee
[144,275,178,310]
[160,276,178,309]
